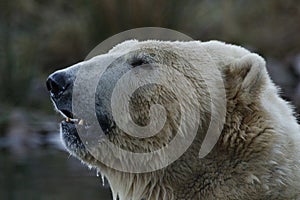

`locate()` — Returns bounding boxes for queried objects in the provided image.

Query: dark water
[0,148,112,200]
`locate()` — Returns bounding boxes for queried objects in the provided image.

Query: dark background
[0,0,299,199]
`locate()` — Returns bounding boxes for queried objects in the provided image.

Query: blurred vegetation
[0,0,299,112]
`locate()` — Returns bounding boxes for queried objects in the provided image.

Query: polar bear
[47,40,300,200]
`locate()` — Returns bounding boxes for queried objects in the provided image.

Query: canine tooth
[79,119,84,125]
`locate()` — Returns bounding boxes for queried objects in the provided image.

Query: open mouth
[59,109,90,153]
[59,109,104,163]
[59,109,89,128]
[65,117,85,125]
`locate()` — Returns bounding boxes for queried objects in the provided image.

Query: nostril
[46,72,69,97]
[47,77,62,95]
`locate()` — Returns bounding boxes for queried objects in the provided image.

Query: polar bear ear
[223,53,268,100]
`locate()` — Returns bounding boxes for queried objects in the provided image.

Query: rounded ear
[223,53,268,100]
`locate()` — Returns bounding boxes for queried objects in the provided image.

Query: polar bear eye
[129,52,156,68]
[130,58,148,67]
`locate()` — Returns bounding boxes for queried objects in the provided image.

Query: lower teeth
[65,118,84,125]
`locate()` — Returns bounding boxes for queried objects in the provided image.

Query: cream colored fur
[73,40,300,200]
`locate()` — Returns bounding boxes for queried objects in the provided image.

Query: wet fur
[59,40,300,200]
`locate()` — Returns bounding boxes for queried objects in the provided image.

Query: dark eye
[131,58,148,67]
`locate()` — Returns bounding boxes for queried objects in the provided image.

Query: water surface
[0,148,112,200]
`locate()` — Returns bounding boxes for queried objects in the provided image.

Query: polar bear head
[47,40,300,200]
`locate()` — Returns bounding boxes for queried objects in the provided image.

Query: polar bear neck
[103,169,174,200]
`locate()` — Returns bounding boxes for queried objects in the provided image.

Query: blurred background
[0,0,299,199]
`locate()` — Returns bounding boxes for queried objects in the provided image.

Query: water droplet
[96,170,105,186]
[101,174,105,187]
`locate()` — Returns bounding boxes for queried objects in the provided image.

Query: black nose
[46,72,69,97]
